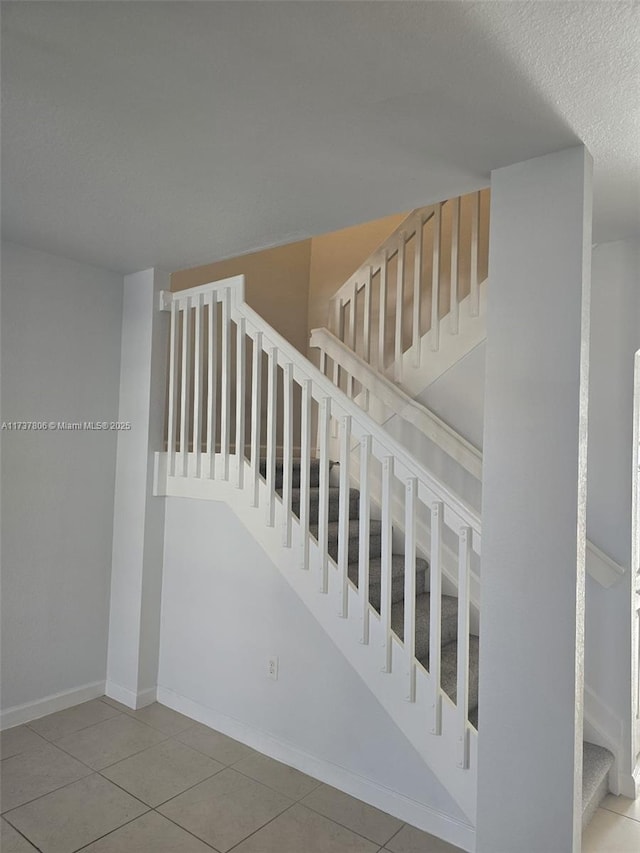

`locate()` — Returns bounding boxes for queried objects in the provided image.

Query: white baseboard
[617,764,640,800]
[105,680,157,710]
[1,680,106,730]
[156,685,476,852]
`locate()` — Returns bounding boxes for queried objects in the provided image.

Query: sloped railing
[328,190,489,388]
[159,274,481,775]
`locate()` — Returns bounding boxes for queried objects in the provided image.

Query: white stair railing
[328,189,488,385]
[311,328,626,591]
[158,274,482,782]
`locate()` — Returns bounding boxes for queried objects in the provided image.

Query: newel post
[476,146,592,852]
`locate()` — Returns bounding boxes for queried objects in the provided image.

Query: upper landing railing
[327,190,489,390]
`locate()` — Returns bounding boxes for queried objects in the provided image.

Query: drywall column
[106,268,169,708]
[476,147,592,853]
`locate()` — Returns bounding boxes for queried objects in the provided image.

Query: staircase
[310,191,619,833]
[265,457,481,729]
[155,273,482,831]
[153,188,618,847]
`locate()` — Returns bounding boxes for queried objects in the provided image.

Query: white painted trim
[1,680,106,730]
[104,680,157,711]
[617,766,639,800]
[310,327,483,480]
[157,685,476,853]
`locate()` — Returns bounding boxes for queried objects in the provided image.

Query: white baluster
[167,298,178,476]
[318,396,331,593]
[220,289,231,480]
[381,456,394,673]
[394,233,406,382]
[337,415,352,617]
[250,331,262,506]
[359,435,371,644]
[469,192,480,317]
[346,286,356,398]
[456,526,472,767]
[431,205,442,352]
[282,363,294,547]
[362,268,372,411]
[319,348,327,377]
[332,299,343,388]
[450,196,460,334]
[429,501,443,734]
[206,294,217,479]
[299,379,312,569]
[192,294,203,477]
[404,478,417,702]
[363,267,372,364]
[180,296,191,477]
[412,218,423,368]
[265,347,278,527]
[378,250,388,372]
[235,316,246,488]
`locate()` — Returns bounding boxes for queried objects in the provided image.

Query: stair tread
[391,591,460,658]
[348,554,429,582]
[582,742,614,805]
[417,635,480,716]
[310,519,383,537]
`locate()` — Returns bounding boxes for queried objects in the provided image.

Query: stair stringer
[155,450,478,829]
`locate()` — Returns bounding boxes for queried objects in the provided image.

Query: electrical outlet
[267,656,279,681]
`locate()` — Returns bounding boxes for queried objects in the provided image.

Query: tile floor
[0,697,638,852]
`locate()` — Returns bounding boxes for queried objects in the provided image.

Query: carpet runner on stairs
[261,457,481,727]
[261,458,614,826]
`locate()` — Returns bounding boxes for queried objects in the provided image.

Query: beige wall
[307,212,408,335]
[172,239,312,355]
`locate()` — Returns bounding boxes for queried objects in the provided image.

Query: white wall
[383,343,486,515]
[584,239,640,782]
[158,497,466,828]
[1,241,123,720]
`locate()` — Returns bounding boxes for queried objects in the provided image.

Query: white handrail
[310,326,483,480]
[161,274,482,766]
[329,205,436,316]
[162,276,482,540]
[312,321,626,588]
[327,190,488,389]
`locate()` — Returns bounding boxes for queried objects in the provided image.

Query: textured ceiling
[2,1,639,274]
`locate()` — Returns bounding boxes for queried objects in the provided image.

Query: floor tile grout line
[65,806,153,853]
[98,762,227,811]
[55,729,173,772]
[223,799,301,853]
[98,697,196,736]
[149,806,225,852]
[24,706,126,743]
[172,729,260,765]
[1,764,96,817]
[2,769,151,824]
[295,795,406,849]
[598,803,640,823]
[2,813,46,852]
[382,821,407,848]
[229,761,324,803]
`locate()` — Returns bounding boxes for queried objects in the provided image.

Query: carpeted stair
[264,458,481,726]
[263,458,613,826]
